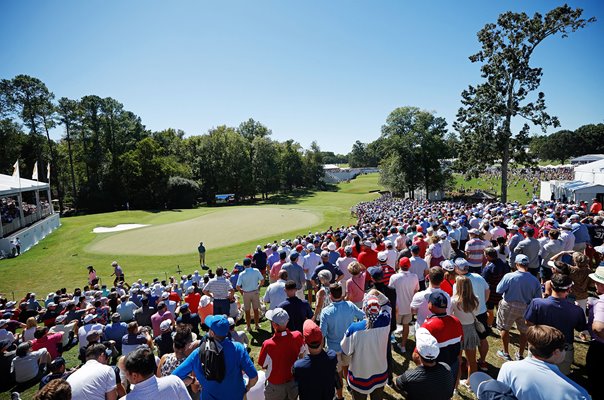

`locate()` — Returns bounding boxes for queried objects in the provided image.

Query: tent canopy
[574,159,604,173]
[570,154,604,164]
[0,174,49,196]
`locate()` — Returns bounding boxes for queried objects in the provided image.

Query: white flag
[32,162,39,180]
[12,160,19,179]
[47,163,51,181]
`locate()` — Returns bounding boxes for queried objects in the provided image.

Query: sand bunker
[92,224,149,233]
[88,207,320,256]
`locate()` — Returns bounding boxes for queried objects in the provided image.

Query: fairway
[88,207,320,255]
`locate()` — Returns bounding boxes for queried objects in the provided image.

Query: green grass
[453,174,535,204]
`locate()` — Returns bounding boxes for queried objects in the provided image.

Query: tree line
[530,124,604,164]
[0,75,325,212]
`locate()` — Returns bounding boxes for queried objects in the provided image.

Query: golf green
[88,206,321,255]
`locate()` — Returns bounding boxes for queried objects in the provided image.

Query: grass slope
[453,174,534,204]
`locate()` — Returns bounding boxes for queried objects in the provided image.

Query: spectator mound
[87,206,320,255]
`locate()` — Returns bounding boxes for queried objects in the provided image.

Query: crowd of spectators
[1,194,604,400]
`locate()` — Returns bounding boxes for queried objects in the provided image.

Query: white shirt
[410,287,452,331]
[263,280,287,310]
[121,375,191,400]
[78,323,105,349]
[303,252,322,279]
[68,359,117,400]
[49,322,78,347]
[388,271,419,316]
[336,256,355,293]
[0,328,15,344]
[409,256,429,282]
[385,249,398,269]
[560,230,575,251]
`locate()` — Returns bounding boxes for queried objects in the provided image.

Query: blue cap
[205,315,230,337]
[515,254,529,266]
[428,291,448,309]
[243,258,252,266]
[290,251,299,260]
[367,266,383,281]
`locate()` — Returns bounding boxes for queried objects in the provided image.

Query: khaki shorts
[243,290,260,311]
[397,314,413,325]
[336,352,351,373]
[496,300,528,334]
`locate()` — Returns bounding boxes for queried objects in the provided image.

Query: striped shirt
[203,277,232,299]
[464,238,486,268]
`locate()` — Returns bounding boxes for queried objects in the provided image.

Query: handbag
[474,316,486,334]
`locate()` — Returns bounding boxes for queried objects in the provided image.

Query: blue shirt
[496,271,542,304]
[267,252,280,268]
[320,301,364,353]
[293,350,338,400]
[236,268,264,292]
[104,322,128,342]
[172,338,257,400]
[311,262,344,284]
[524,296,587,344]
[278,296,314,333]
[497,357,591,400]
[282,262,306,290]
[572,223,590,244]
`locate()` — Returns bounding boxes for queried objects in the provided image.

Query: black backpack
[199,336,226,382]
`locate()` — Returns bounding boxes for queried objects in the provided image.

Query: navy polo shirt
[524,296,587,344]
[278,296,313,333]
[293,349,338,400]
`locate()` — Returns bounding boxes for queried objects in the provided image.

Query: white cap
[415,328,440,360]
[377,251,388,262]
[83,314,97,324]
[327,242,337,251]
[55,315,67,323]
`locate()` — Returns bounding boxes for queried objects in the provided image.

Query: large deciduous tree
[455,5,595,201]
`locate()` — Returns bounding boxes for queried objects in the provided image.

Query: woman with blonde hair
[451,275,480,387]
[313,270,333,322]
[346,261,366,308]
[23,316,38,341]
[425,235,444,267]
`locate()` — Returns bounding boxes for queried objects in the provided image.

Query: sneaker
[390,334,397,344]
[497,350,512,361]
[395,343,407,354]
[514,352,524,361]
[478,360,489,371]
[460,379,471,389]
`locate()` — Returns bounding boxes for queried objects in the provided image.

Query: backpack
[199,336,226,382]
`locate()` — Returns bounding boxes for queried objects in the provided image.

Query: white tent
[574,159,604,185]
[0,174,49,196]
[543,180,604,204]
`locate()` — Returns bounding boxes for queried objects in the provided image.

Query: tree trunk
[43,118,64,213]
[65,122,77,207]
[501,78,515,203]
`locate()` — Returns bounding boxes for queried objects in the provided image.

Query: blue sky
[1,1,602,154]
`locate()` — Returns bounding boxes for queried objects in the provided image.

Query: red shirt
[169,291,181,303]
[258,329,304,384]
[421,314,463,366]
[591,201,602,214]
[32,332,63,359]
[185,293,201,314]
[380,264,396,286]
[413,238,428,258]
[358,250,378,269]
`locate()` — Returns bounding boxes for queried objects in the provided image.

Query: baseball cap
[440,260,455,272]
[303,319,323,346]
[200,295,212,308]
[367,266,383,281]
[469,372,518,400]
[179,303,190,312]
[0,319,8,327]
[327,242,337,251]
[290,251,299,260]
[454,257,470,271]
[377,251,388,262]
[399,257,411,269]
[515,254,529,266]
[295,244,304,252]
[306,244,315,251]
[111,312,121,321]
[83,314,97,324]
[47,302,56,308]
[594,245,604,255]
[344,245,353,254]
[160,320,172,332]
[363,240,372,247]
[161,292,169,299]
[384,240,393,248]
[320,250,329,258]
[415,328,440,360]
[265,307,289,326]
[438,231,447,239]
[55,315,66,324]
[243,258,252,266]
[428,291,448,309]
[469,228,480,235]
[204,315,230,337]
[409,245,420,253]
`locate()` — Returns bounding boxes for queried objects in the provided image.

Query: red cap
[303,319,323,345]
[245,254,253,259]
[296,244,304,251]
[416,226,423,232]
[399,257,411,269]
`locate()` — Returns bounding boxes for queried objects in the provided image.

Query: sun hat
[327,242,337,251]
[266,307,289,326]
[204,315,230,337]
[415,328,440,360]
[589,266,604,285]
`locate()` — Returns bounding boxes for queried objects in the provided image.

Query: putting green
[87,206,321,256]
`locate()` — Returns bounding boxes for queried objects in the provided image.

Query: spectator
[67,343,117,400]
[345,261,366,308]
[278,281,313,333]
[313,270,333,321]
[104,313,128,354]
[587,262,604,399]
[32,327,64,360]
[77,314,104,350]
[150,302,174,338]
[481,247,510,329]
[524,273,587,375]
[122,347,191,400]
[497,325,590,400]
[121,322,153,356]
[39,357,72,390]
[172,315,258,399]
[394,328,454,400]
[184,287,201,315]
[293,319,338,400]
[176,303,200,336]
[495,254,542,361]
[156,324,195,378]
[264,270,288,311]
[258,308,304,400]
[282,252,306,300]
[319,283,364,400]
[133,297,155,328]
[202,267,234,316]
[227,317,249,349]
[33,378,72,400]
[450,275,480,386]
[11,342,51,387]
[154,320,175,358]
[409,245,429,290]
[410,267,452,331]
[236,257,264,331]
[340,293,391,399]
[48,315,78,350]
[388,256,419,353]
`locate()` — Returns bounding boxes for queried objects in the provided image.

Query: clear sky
[1,1,602,154]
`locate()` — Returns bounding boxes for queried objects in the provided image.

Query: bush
[167,177,200,208]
